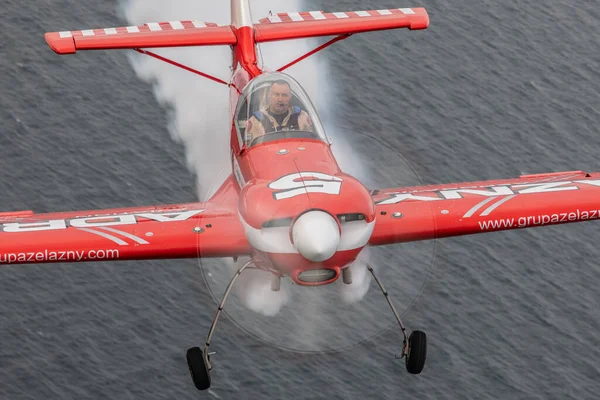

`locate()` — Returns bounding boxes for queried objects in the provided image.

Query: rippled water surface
[2,0,600,399]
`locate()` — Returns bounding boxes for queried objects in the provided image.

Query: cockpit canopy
[235,72,327,148]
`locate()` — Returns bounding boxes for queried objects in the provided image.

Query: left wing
[369,170,600,246]
[0,177,250,265]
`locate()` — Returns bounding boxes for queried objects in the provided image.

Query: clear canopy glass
[235,72,327,147]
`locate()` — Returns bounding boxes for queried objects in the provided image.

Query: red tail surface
[45,6,429,55]
[45,21,237,54]
[255,7,429,42]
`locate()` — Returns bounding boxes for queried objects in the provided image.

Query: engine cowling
[238,171,376,285]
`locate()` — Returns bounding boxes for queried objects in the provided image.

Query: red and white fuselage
[227,1,375,285]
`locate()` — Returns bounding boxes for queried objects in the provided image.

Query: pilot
[246,80,313,142]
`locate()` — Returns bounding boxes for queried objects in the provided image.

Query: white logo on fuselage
[0,210,204,233]
[269,172,342,200]
[376,180,600,204]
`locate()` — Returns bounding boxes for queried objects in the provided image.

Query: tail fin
[45,20,236,54]
[254,7,429,42]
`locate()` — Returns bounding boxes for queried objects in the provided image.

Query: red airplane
[3,0,600,391]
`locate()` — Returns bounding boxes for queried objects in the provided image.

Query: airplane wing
[254,7,429,42]
[0,177,250,265]
[369,170,600,246]
[45,20,236,54]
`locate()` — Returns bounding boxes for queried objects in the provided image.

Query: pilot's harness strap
[254,106,301,133]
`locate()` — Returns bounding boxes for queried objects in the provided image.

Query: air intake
[297,269,337,283]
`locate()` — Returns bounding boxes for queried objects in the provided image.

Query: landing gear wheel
[365,264,427,375]
[187,347,211,390]
[405,330,427,374]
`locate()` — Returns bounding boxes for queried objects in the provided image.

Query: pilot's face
[268,83,292,114]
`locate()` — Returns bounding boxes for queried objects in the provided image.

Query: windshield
[235,72,327,147]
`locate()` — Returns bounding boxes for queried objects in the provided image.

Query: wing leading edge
[369,170,600,246]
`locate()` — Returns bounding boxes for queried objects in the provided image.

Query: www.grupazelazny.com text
[0,249,120,264]
[478,209,600,230]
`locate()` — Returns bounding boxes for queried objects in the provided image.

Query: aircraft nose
[292,211,340,262]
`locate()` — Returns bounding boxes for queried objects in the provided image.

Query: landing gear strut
[187,261,426,390]
[187,260,254,391]
[366,264,427,374]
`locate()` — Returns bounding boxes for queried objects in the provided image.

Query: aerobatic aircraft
[3,0,600,391]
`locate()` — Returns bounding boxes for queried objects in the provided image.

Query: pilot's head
[268,80,292,115]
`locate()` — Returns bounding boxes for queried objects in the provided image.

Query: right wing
[369,170,600,246]
[0,177,250,265]
[45,20,236,54]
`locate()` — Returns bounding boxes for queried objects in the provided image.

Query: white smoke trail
[119,0,372,313]
[230,257,290,316]
[119,1,232,200]
[119,0,367,198]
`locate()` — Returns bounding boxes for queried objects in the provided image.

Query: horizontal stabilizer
[255,7,429,42]
[45,21,237,54]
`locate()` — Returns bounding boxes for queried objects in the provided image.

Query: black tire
[186,347,211,390]
[405,330,427,374]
